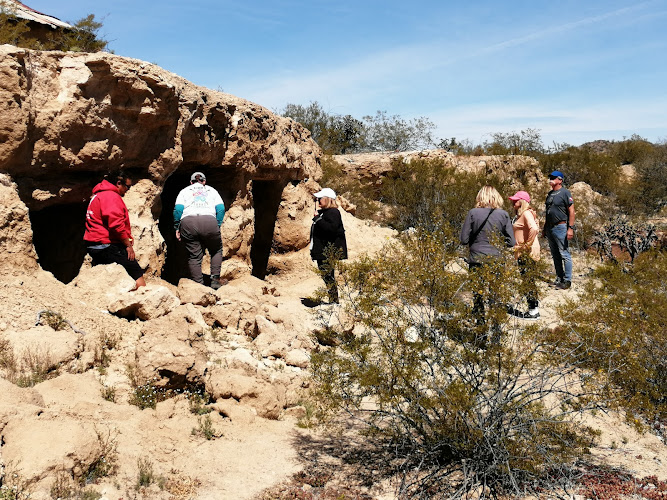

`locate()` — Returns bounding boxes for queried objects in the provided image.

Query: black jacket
[310,207,348,261]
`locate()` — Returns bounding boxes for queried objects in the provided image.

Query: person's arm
[460,211,473,245]
[503,214,516,247]
[525,211,539,246]
[215,203,225,227]
[106,196,132,242]
[567,204,575,240]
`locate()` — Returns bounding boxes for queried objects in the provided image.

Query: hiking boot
[555,280,571,290]
[210,276,227,290]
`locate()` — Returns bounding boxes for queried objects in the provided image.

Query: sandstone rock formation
[333,149,544,192]
[0,44,322,284]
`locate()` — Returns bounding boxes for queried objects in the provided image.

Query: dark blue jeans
[546,223,572,282]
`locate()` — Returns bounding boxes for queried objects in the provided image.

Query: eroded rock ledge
[0,45,322,282]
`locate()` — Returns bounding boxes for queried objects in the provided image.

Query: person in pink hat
[508,190,540,320]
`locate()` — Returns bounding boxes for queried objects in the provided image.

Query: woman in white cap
[310,187,347,304]
[509,190,540,320]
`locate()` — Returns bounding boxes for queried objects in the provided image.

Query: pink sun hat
[508,190,531,203]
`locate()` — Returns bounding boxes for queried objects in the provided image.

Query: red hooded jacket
[83,180,133,244]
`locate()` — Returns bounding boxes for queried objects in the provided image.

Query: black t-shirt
[545,188,573,227]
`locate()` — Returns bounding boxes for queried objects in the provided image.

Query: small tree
[362,110,435,152]
[56,14,108,52]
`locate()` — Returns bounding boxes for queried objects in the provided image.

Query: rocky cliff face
[0,45,321,283]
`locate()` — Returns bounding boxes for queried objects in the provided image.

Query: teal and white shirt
[173,183,225,229]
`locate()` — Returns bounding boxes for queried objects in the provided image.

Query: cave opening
[29,202,89,283]
[250,180,285,280]
[158,167,240,285]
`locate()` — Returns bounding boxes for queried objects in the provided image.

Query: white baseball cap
[191,171,206,182]
[313,187,337,199]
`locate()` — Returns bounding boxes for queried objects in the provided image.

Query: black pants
[87,243,144,280]
[518,256,539,310]
[180,215,223,284]
[317,260,338,303]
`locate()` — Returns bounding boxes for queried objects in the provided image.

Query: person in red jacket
[83,170,146,290]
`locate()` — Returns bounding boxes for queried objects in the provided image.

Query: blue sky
[26,0,667,147]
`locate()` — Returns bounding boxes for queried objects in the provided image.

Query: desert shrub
[54,15,108,53]
[128,379,163,410]
[136,457,156,489]
[0,336,16,374]
[609,134,655,165]
[100,385,116,403]
[362,111,435,152]
[38,310,69,331]
[0,7,107,52]
[379,157,512,233]
[482,128,545,156]
[617,143,667,215]
[186,390,212,415]
[0,463,32,500]
[14,348,58,387]
[93,330,119,368]
[77,428,118,484]
[556,250,667,425]
[0,11,30,47]
[536,145,622,196]
[310,232,604,497]
[191,415,217,440]
[280,102,435,154]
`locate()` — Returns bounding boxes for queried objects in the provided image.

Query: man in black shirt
[542,170,575,289]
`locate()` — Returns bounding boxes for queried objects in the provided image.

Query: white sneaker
[523,309,540,320]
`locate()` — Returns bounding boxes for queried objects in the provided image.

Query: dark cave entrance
[250,180,285,280]
[30,203,88,283]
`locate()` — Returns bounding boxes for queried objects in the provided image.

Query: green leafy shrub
[617,143,667,215]
[191,415,217,440]
[556,250,667,425]
[310,233,604,497]
[379,157,512,233]
[0,7,108,52]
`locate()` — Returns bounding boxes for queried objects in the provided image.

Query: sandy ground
[1,239,666,500]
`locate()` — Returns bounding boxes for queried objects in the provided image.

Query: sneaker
[523,310,541,320]
[555,280,571,290]
[548,277,563,287]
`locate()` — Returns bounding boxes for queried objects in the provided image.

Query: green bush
[310,233,603,497]
[379,157,512,233]
[556,250,667,425]
[0,8,108,52]
[617,143,667,215]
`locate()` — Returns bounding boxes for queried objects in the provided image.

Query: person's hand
[567,228,574,240]
[175,230,181,241]
[126,246,136,261]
